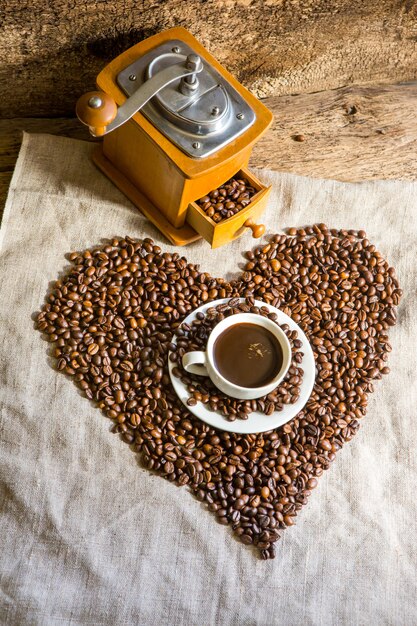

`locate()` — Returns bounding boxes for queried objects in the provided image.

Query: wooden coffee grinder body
[77,27,274,247]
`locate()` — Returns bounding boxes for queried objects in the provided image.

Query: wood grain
[251,82,417,181]
[1,82,417,224]
[1,0,417,117]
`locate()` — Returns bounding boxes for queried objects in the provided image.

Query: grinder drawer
[186,167,271,248]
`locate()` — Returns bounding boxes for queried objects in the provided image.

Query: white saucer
[168,298,316,434]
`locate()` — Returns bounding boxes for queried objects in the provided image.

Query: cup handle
[182,351,209,376]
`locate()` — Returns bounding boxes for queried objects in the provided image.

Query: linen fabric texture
[0,134,416,626]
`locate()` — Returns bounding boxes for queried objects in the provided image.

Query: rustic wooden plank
[251,82,417,181]
[1,0,417,117]
[1,82,417,224]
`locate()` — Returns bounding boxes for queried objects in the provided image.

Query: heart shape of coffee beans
[36,224,401,559]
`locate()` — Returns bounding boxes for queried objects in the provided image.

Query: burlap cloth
[0,133,416,626]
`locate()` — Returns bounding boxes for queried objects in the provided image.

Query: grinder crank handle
[76,55,203,137]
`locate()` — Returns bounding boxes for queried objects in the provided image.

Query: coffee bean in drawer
[197,177,256,223]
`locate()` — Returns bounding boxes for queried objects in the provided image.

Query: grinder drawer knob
[244,218,265,239]
[76,91,118,137]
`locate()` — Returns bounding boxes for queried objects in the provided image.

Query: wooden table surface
[1,82,417,223]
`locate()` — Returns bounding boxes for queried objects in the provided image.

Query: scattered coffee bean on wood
[170,298,304,420]
[35,225,402,559]
[197,177,256,223]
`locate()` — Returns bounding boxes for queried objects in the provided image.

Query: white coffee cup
[182,313,291,400]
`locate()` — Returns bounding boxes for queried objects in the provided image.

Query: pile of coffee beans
[169,298,304,419]
[35,224,401,559]
[196,177,256,222]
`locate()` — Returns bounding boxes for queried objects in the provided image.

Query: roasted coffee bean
[35,227,401,560]
[196,177,256,223]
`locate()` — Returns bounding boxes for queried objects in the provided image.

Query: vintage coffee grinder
[76,27,273,248]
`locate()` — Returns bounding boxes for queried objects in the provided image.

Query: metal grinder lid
[116,39,256,159]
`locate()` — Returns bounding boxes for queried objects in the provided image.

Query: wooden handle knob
[244,218,265,238]
[76,91,118,137]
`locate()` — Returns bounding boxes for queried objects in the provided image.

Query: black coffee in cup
[213,322,283,388]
